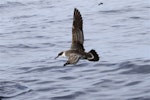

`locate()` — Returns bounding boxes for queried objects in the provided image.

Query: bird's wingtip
[74,8,79,11]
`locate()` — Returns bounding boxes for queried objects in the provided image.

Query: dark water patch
[36,87,58,92]
[20,35,51,39]
[36,81,56,85]
[18,65,56,74]
[54,18,71,24]
[119,61,135,69]
[74,62,89,67]
[145,6,150,8]
[92,79,123,90]
[0,81,30,98]
[17,67,32,71]
[17,79,39,83]
[13,15,37,20]
[28,66,55,73]
[29,58,52,64]
[118,60,150,74]
[84,38,92,42]
[6,2,25,6]
[0,2,25,8]
[41,5,55,9]
[18,60,68,74]
[94,62,117,67]
[94,62,119,73]
[143,60,150,63]
[111,24,126,28]
[100,10,122,14]
[84,87,98,93]
[94,60,150,74]
[127,97,150,100]
[2,44,40,49]
[129,16,141,19]
[28,35,50,39]
[99,8,134,15]
[11,30,32,34]
[58,76,76,80]
[51,91,85,100]
[125,81,141,86]
[81,68,97,73]
[41,43,55,47]
[29,26,37,29]
[137,32,148,36]
[15,66,33,74]
[0,4,8,8]
[0,31,31,36]
[130,16,149,21]
[46,20,55,23]
[39,42,56,48]
[93,79,112,86]
[52,67,74,73]
[55,40,69,45]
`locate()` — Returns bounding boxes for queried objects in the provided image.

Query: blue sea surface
[0,0,150,100]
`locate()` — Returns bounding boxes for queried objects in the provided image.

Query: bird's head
[55,51,64,59]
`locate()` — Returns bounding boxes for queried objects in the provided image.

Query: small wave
[1,44,40,49]
[94,60,150,74]
[58,76,76,80]
[100,10,123,14]
[118,60,150,74]
[0,4,8,8]
[12,15,37,20]
[129,16,141,19]
[127,97,150,100]
[94,62,117,67]
[0,2,25,9]
[99,8,134,14]
[0,81,30,98]
[125,81,141,86]
[25,66,55,73]
[75,62,89,67]
[51,91,85,100]
[20,35,51,39]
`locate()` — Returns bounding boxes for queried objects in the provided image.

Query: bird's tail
[87,49,99,61]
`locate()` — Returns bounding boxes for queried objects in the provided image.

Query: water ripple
[0,44,40,49]
[12,15,37,20]
[0,81,31,98]
[118,60,150,74]
[0,2,25,8]
[99,8,134,14]
[51,91,85,100]
[125,81,141,86]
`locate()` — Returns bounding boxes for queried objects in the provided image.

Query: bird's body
[56,8,99,66]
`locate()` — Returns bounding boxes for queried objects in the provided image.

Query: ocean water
[0,0,150,100]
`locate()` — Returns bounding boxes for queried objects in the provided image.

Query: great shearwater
[55,8,99,66]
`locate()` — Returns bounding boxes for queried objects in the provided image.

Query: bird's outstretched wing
[71,8,85,51]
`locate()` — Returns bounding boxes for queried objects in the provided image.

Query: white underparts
[62,52,66,57]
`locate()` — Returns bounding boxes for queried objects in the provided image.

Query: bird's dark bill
[55,56,59,59]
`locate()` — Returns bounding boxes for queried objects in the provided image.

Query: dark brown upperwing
[71,8,84,51]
